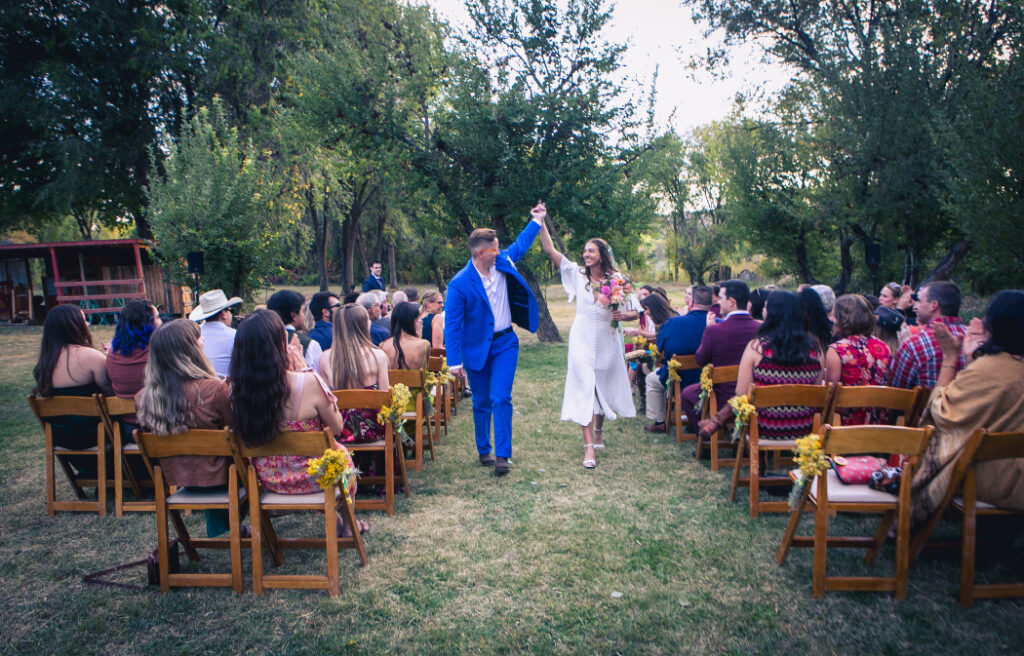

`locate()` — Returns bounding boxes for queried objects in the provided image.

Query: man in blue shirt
[644,285,712,433]
[356,292,390,346]
[361,260,386,292]
[307,291,341,351]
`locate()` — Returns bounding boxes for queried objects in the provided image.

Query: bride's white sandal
[583,444,597,469]
[592,428,605,450]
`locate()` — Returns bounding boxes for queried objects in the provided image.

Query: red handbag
[829,455,886,484]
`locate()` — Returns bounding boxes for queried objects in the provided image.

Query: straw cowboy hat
[189,289,243,321]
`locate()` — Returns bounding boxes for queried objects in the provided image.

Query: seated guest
[32,305,114,475]
[371,290,391,333]
[681,280,759,432]
[879,282,902,309]
[267,289,323,373]
[824,294,892,424]
[230,310,365,535]
[644,285,711,433]
[889,281,967,389]
[810,284,836,315]
[391,290,408,306]
[106,299,162,440]
[800,286,834,349]
[629,292,679,411]
[135,319,239,537]
[343,290,360,304]
[356,292,391,345]
[419,291,446,349]
[873,305,904,355]
[701,291,823,439]
[189,289,242,377]
[748,287,770,321]
[381,302,430,370]
[911,290,1024,525]
[307,291,341,351]
[362,259,385,292]
[404,287,419,303]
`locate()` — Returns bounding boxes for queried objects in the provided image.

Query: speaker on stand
[186,252,204,309]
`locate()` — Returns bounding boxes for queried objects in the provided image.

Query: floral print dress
[833,335,891,425]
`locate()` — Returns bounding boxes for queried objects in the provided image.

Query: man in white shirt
[266,289,323,373]
[189,289,242,377]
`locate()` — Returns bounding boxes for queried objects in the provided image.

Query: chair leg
[729,437,746,503]
[325,492,339,597]
[749,440,760,519]
[45,429,56,517]
[961,481,978,607]
[895,505,911,601]
[113,426,124,517]
[96,425,106,516]
[397,441,411,499]
[424,419,435,462]
[154,469,171,593]
[249,467,265,596]
[384,435,395,516]
[339,491,368,566]
[812,497,829,599]
[867,511,895,565]
[777,484,812,564]
[227,470,243,594]
[169,509,201,562]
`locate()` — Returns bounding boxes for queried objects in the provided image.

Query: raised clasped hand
[530,201,547,223]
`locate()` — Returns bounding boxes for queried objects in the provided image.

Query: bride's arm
[538,214,564,268]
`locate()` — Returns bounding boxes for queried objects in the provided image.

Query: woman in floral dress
[825,294,892,425]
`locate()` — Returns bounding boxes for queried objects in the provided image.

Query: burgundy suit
[681,312,761,429]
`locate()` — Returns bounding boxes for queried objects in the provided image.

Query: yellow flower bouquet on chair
[306,447,358,502]
[788,433,828,509]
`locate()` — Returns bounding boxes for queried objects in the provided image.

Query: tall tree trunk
[834,229,853,295]
[341,215,358,292]
[519,263,562,343]
[388,243,397,289]
[306,188,329,291]
[795,227,815,284]
[432,263,446,292]
[920,237,971,285]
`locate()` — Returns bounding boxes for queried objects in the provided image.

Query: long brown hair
[328,304,380,389]
[230,310,289,447]
[32,305,94,397]
[135,320,218,435]
[581,238,616,282]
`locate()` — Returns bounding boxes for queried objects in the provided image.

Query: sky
[422,0,793,135]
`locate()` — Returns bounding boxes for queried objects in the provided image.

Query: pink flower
[598,296,610,306]
[601,285,611,296]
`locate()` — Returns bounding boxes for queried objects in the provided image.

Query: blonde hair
[136,320,218,435]
[328,304,381,389]
[419,291,441,315]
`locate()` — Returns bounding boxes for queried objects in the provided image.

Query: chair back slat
[972,430,1024,462]
[429,348,446,358]
[232,429,333,459]
[426,355,444,372]
[331,389,391,410]
[136,428,234,459]
[98,395,136,417]
[711,365,740,383]
[820,424,933,459]
[831,384,919,425]
[388,369,425,388]
[672,354,700,371]
[750,384,831,409]
[28,394,102,418]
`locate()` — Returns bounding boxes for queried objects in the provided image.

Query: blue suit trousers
[464,330,519,459]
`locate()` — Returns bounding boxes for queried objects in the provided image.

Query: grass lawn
[2,283,1021,655]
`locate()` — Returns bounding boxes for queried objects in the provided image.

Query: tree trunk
[920,237,971,285]
[388,243,398,288]
[834,230,853,295]
[307,188,330,291]
[432,263,446,292]
[519,262,562,343]
[795,228,816,284]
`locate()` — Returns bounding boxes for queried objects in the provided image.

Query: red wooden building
[0,239,191,323]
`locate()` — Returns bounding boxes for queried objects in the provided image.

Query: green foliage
[147,99,307,300]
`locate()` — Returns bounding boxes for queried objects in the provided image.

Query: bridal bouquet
[593,272,634,328]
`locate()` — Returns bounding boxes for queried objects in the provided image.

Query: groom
[445,203,546,475]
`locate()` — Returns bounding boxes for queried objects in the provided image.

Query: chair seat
[260,489,338,506]
[168,487,247,504]
[805,470,899,505]
[54,445,106,453]
[747,437,798,449]
[401,411,417,419]
[122,443,141,453]
[345,439,386,449]
[952,497,1004,512]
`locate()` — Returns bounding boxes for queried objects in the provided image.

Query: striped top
[752,342,823,440]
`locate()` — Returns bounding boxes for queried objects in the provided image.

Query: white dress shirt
[201,320,236,377]
[480,264,512,333]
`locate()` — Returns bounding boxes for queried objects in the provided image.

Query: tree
[147,99,307,300]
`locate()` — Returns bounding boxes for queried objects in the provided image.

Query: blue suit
[362,274,386,292]
[445,221,541,458]
[655,310,708,387]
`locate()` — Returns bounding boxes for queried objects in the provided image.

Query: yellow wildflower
[728,394,756,442]
[789,433,827,509]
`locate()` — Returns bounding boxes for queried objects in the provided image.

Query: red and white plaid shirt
[888,315,967,389]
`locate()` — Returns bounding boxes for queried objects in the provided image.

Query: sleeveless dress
[751,342,823,440]
[833,335,891,425]
[252,371,357,498]
[559,256,638,425]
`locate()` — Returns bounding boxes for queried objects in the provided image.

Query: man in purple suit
[679,280,761,431]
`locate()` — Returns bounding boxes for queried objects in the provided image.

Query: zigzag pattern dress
[751,342,823,440]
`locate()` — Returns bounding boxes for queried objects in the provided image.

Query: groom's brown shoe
[479,454,495,467]
[494,457,510,475]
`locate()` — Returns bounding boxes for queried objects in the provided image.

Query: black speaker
[865,242,881,268]
[186,251,204,275]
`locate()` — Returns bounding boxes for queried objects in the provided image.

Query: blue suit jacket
[445,221,541,371]
[361,275,386,292]
[656,310,708,386]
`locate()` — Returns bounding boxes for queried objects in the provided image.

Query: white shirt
[480,264,512,333]
[725,310,750,319]
[287,326,323,374]
[201,320,236,377]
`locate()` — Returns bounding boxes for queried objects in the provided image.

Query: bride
[537,206,639,468]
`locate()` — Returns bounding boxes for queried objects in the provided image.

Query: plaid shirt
[888,315,967,389]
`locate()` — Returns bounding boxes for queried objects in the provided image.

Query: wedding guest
[879,282,902,309]
[189,289,242,377]
[267,289,323,373]
[381,302,431,370]
[889,281,967,389]
[356,292,390,345]
[308,291,342,351]
[230,310,366,535]
[824,294,892,424]
[106,299,161,405]
[404,287,419,303]
[748,287,770,321]
[873,305,904,356]
[911,290,1024,525]
[135,319,237,537]
[419,291,446,349]
[362,260,386,292]
[32,305,114,475]
[800,286,834,348]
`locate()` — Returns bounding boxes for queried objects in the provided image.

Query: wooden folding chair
[332,389,411,516]
[730,384,834,518]
[693,365,740,471]
[388,369,436,472]
[828,384,923,427]
[28,394,108,516]
[135,428,245,593]
[228,429,368,596]
[426,355,449,442]
[430,347,459,416]
[910,429,1024,607]
[664,355,700,444]
[776,424,933,599]
[96,395,153,516]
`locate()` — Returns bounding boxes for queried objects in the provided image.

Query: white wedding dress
[559,255,638,425]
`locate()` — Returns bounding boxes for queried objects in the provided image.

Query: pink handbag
[829,455,886,485]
